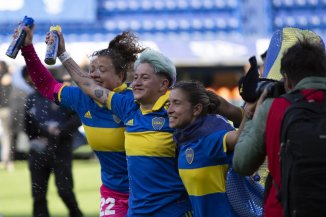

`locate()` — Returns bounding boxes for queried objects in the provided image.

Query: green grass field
[0,159,101,217]
[0,149,268,217]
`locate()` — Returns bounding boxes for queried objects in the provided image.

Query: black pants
[28,143,83,217]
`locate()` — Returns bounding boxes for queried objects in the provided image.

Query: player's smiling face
[132,63,167,107]
[168,88,197,129]
[89,56,122,90]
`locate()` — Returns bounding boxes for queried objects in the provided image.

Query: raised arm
[54,31,110,106]
[60,57,110,105]
[21,26,62,101]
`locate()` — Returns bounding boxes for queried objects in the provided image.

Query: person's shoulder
[62,85,90,100]
[258,98,275,114]
[205,114,234,131]
[210,114,233,125]
[121,87,134,97]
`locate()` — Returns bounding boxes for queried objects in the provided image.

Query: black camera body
[255,79,286,99]
[238,56,286,103]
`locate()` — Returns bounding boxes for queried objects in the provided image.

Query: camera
[255,78,286,100]
[238,56,286,103]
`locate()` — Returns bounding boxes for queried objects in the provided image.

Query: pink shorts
[100,185,129,217]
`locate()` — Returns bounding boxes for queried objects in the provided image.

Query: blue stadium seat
[274,16,286,28]
[128,1,140,11]
[103,1,116,12]
[309,14,321,27]
[214,0,226,9]
[177,0,190,10]
[140,0,153,11]
[307,0,318,7]
[226,0,239,9]
[116,1,128,11]
[273,0,282,7]
[0,0,251,43]
[190,0,202,10]
[153,1,165,11]
[296,14,309,27]
[285,15,297,26]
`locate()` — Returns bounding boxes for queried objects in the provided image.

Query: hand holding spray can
[44,25,62,65]
[6,16,34,59]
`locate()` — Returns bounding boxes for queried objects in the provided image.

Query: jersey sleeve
[57,85,90,112]
[107,91,135,122]
[208,115,235,162]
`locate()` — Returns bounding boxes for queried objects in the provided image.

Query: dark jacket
[24,91,81,151]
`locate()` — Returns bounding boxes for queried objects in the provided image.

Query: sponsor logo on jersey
[126,119,134,126]
[152,117,165,130]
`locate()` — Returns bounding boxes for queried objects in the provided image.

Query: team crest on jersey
[112,115,121,124]
[152,117,165,130]
[186,148,194,164]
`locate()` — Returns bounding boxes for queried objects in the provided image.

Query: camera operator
[233,28,326,217]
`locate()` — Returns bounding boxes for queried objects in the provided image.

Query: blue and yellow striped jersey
[107,92,191,215]
[57,83,132,193]
[176,115,235,217]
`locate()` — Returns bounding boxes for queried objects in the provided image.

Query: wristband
[58,51,71,63]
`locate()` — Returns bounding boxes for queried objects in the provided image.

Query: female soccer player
[21,25,193,216]
[167,80,240,217]
[19,26,144,217]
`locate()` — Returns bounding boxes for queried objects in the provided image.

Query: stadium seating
[0,0,325,43]
[271,0,326,35]
[0,0,243,42]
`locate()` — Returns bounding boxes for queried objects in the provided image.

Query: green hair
[134,49,176,87]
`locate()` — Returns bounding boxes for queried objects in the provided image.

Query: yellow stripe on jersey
[57,84,68,103]
[107,91,115,110]
[223,133,227,152]
[179,165,229,196]
[106,83,127,110]
[152,91,170,111]
[125,131,176,157]
[141,92,170,115]
[83,124,125,151]
[113,83,127,92]
[94,100,104,108]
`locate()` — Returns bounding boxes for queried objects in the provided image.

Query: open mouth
[169,116,176,121]
[133,88,143,92]
[94,80,103,86]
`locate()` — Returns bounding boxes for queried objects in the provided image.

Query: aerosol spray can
[44,25,62,65]
[6,16,34,59]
